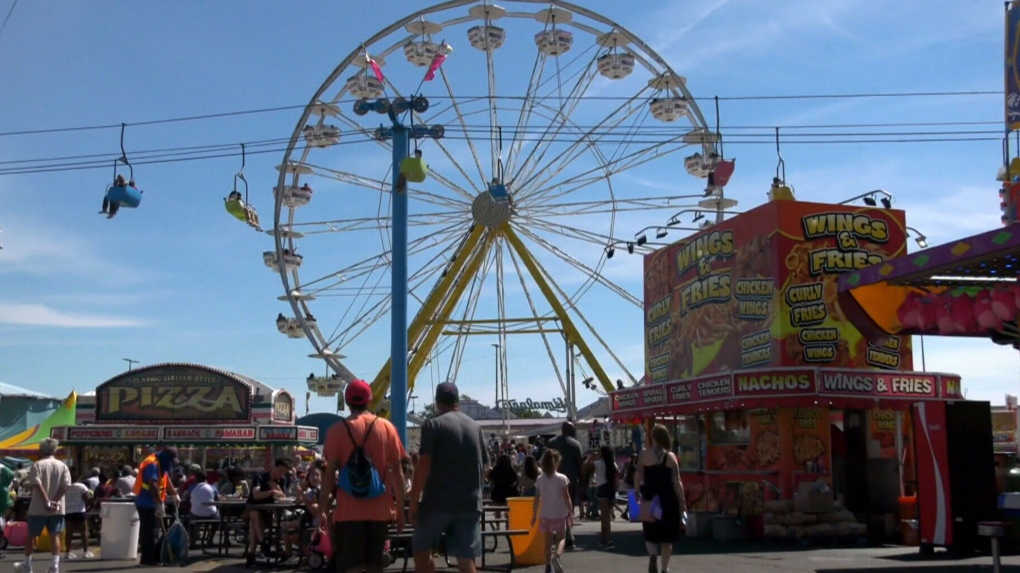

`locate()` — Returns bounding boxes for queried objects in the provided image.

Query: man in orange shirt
[320,379,405,573]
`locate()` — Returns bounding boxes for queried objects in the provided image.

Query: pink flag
[424,43,453,82]
[370,59,385,83]
[365,50,384,83]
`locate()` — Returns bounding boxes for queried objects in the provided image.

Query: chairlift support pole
[389,112,410,446]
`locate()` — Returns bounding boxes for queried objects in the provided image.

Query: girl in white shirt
[531,450,573,573]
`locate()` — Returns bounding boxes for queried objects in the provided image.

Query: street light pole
[492,343,501,413]
[122,358,139,372]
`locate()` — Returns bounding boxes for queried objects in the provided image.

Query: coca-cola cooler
[913,400,997,553]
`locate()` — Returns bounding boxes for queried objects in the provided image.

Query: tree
[419,402,438,419]
[513,409,543,419]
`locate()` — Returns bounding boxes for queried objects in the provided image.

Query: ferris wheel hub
[472,190,512,229]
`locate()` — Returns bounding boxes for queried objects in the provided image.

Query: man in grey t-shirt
[410,382,488,573]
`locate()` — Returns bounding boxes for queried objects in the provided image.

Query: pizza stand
[51,363,319,475]
[609,198,973,544]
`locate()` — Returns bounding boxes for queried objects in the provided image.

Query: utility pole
[492,343,501,414]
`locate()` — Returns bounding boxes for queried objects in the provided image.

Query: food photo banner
[612,368,964,416]
[644,201,911,385]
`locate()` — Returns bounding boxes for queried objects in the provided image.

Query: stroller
[158,505,189,567]
[306,527,332,570]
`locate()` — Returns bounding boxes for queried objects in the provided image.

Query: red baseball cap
[345,379,373,407]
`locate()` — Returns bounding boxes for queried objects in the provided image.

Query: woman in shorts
[62,476,93,559]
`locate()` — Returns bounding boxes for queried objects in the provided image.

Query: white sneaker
[12,562,33,573]
[65,553,76,560]
[83,552,95,559]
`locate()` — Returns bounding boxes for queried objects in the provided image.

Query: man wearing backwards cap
[320,379,405,573]
[410,382,488,573]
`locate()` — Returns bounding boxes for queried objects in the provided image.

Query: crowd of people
[1,386,687,573]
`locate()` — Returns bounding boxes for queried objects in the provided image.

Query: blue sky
[0,0,1015,413]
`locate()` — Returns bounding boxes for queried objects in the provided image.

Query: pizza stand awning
[50,424,319,446]
[838,226,1020,342]
[609,367,962,421]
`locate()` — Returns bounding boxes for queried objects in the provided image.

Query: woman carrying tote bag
[634,424,687,573]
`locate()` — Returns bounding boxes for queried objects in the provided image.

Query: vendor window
[708,411,751,445]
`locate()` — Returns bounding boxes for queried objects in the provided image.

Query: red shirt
[323,414,404,523]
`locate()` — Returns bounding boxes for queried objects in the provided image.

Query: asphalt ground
[4,519,1019,572]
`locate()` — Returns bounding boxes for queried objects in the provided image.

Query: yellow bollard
[507,497,547,566]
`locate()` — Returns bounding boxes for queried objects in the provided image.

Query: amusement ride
[266,0,739,429]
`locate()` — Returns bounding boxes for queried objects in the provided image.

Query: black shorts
[333,521,389,571]
[65,513,87,525]
[596,483,616,500]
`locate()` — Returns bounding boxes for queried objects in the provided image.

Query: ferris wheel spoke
[518,195,691,218]
[326,253,451,349]
[334,113,392,149]
[509,55,600,188]
[512,228,638,385]
[381,77,480,201]
[505,42,601,178]
[443,239,498,387]
[297,221,464,292]
[504,240,569,397]
[503,46,548,184]
[483,28,500,182]
[524,134,686,208]
[516,225,640,307]
[425,167,478,203]
[304,163,469,210]
[516,92,655,202]
[289,212,464,234]
[517,215,618,247]
[434,67,488,187]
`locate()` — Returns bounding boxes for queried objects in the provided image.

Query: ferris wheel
[270,0,722,409]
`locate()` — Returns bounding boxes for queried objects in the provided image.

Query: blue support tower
[367,99,441,447]
[389,113,409,446]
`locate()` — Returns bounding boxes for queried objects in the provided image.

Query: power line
[0,0,17,47]
[0,123,1006,169]
[0,89,1003,138]
[0,132,1002,177]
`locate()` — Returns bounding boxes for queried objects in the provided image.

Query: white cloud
[0,303,148,328]
[918,337,1019,405]
[0,220,152,287]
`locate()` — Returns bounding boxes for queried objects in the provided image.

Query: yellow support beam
[370,224,487,410]
[502,225,617,394]
[407,234,493,383]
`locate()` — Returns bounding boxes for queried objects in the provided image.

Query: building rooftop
[0,382,58,400]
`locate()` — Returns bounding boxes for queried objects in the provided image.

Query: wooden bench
[384,528,529,572]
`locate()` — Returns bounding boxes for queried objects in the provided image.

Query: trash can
[35,528,65,553]
[101,502,140,560]
[507,497,546,566]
